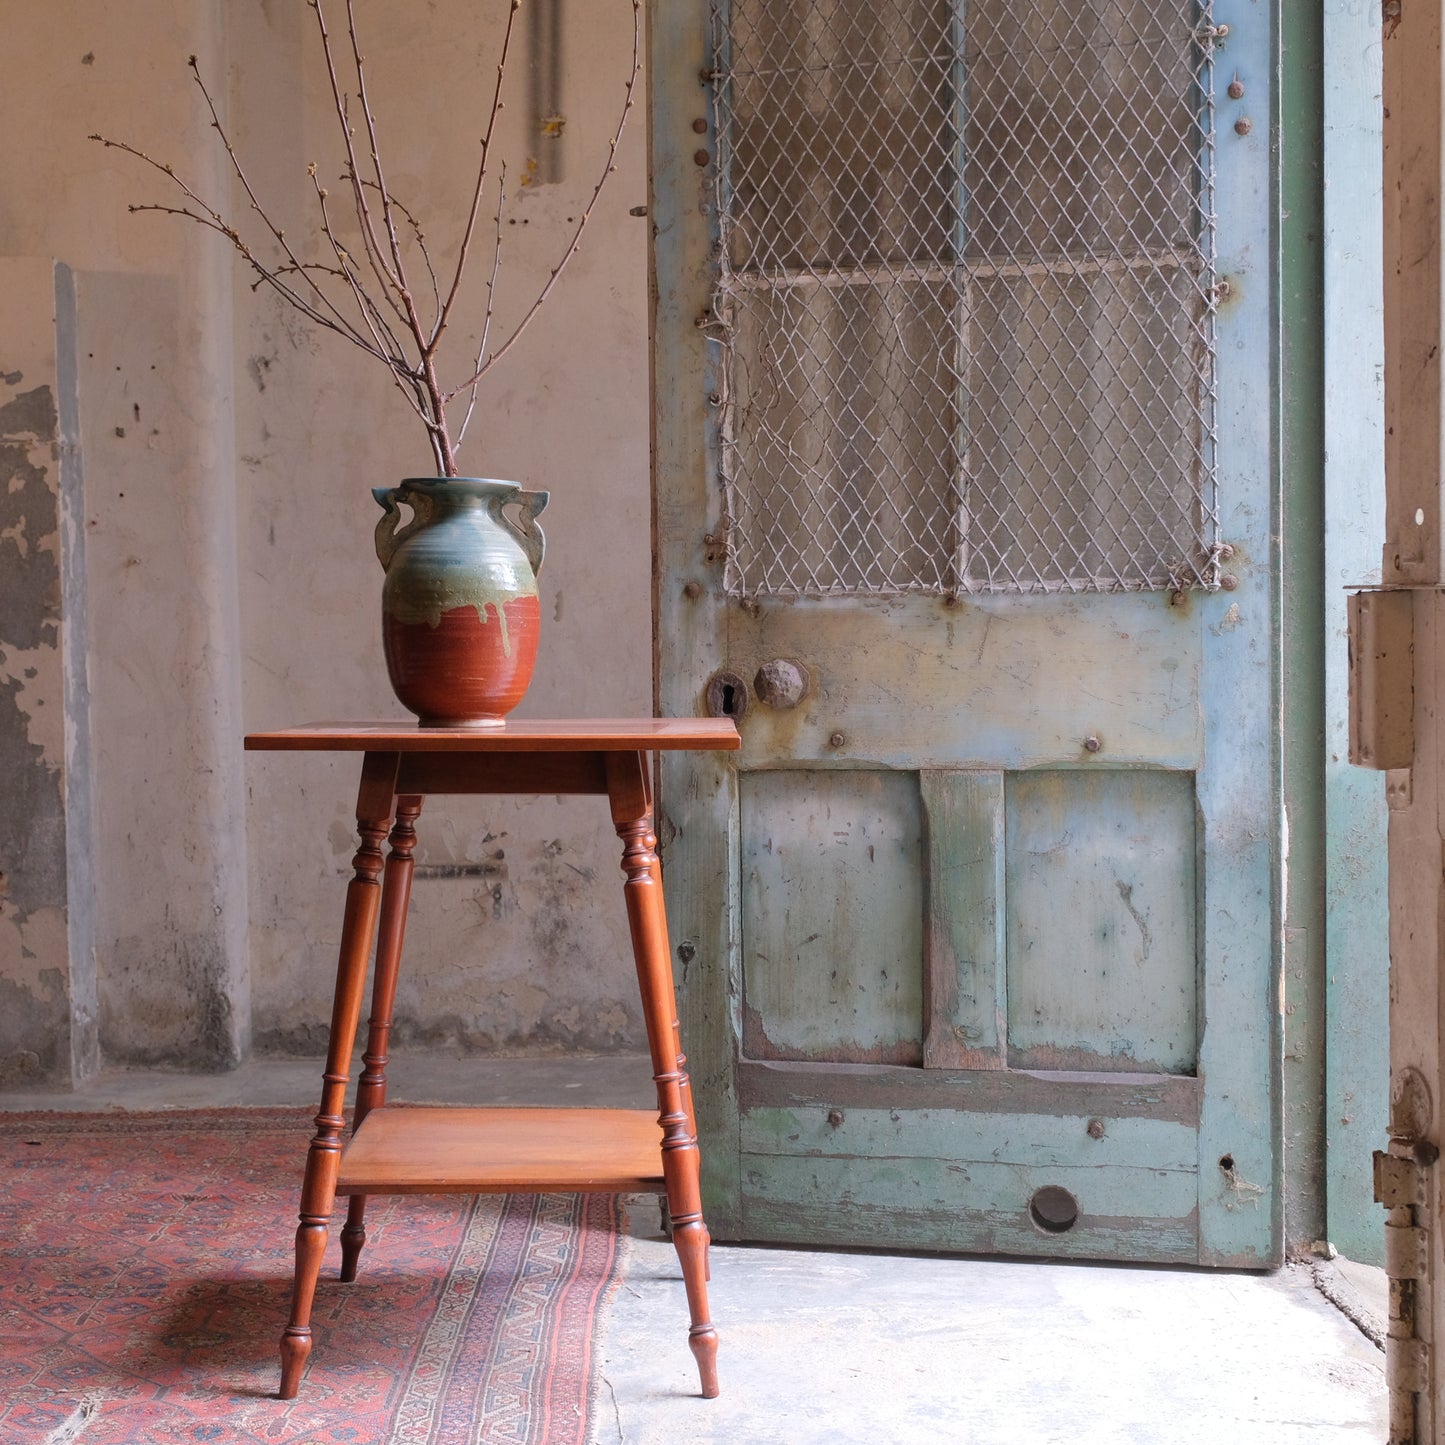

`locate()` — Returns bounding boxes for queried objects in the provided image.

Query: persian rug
[0,1109,625,1444]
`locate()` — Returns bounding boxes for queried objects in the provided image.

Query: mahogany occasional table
[244,719,740,1402]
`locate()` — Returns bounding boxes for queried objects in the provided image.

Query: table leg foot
[278,1217,329,1398]
[278,1328,311,1401]
[690,1328,721,1400]
[339,1197,367,1282]
[673,1217,720,1398]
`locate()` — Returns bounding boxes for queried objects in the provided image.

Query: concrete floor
[1,1055,1389,1443]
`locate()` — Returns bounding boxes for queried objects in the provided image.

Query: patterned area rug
[0,1109,625,1444]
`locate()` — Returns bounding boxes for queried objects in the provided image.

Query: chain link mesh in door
[708,0,1225,597]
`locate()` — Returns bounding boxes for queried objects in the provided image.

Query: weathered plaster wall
[0,0,651,1074]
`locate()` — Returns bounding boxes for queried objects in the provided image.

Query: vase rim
[398,476,520,491]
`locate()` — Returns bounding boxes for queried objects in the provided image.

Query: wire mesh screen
[709,0,1222,597]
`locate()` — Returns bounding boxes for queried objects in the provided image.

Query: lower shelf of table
[335,1106,666,1194]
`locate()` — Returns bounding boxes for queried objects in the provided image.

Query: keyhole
[704,670,749,720]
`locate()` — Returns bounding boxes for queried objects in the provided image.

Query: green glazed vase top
[373,477,549,637]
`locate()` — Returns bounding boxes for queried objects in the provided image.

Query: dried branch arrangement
[91,0,641,476]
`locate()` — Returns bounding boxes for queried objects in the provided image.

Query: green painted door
[652,0,1278,1265]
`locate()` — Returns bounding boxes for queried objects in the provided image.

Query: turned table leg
[607,752,720,1399]
[340,794,423,1282]
[278,752,399,1401]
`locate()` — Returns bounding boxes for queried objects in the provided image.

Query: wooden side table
[245,719,740,1402]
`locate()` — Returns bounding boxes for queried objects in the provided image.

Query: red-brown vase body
[382,596,542,725]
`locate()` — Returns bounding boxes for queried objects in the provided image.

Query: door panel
[728,595,1204,769]
[741,769,924,1064]
[921,769,1004,1070]
[736,1066,1203,1259]
[651,0,1277,1265]
[740,1154,1202,1259]
[1004,770,1198,1075]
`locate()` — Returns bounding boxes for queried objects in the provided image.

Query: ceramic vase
[373,477,549,727]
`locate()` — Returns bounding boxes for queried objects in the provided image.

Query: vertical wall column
[77,0,250,1071]
[0,259,98,1087]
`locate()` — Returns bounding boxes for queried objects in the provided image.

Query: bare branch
[360,179,442,326]
[434,0,523,349]
[180,57,378,350]
[456,166,511,456]
[339,1,420,328]
[338,0,452,468]
[93,138,398,366]
[308,165,413,363]
[310,0,404,305]
[386,362,442,447]
[447,0,642,398]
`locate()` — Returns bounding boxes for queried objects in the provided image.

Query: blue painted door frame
[1320,0,1388,1265]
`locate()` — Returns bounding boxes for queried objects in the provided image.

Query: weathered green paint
[921,770,1005,1069]
[742,1105,1198,1173]
[1321,0,1388,1266]
[1276,0,1329,1257]
[739,1058,1201,1126]
[740,1155,1201,1262]
[0,260,97,1089]
[1005,770,1198,1075]
[741,769,923,1064]
[728,594,1202,772]
[1189,0,1280,1268]
[650,0,744,1237]
[653,0,1281,1266]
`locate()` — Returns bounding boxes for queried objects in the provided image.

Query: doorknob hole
[1028,1185,1079,1234]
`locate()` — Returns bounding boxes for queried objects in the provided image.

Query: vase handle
[501,489,550,578]
[373,486,425,570]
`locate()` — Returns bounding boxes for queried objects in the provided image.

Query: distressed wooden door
[652,0,1278,1264]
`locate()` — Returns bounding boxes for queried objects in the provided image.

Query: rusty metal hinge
[1380,1068,1437,1445]
[1348,589,1415,770]
[1390,1337,1430,1397]
[1386,1220,1430,1281]
[1376,1149,1431,1208]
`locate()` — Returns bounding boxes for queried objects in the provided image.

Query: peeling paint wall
[3,3,253,1075]
[0,1,652,1077]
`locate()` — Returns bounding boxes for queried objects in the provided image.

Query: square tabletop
[244,719,740,753]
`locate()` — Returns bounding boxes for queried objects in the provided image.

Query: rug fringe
[41,1396,99,1444]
